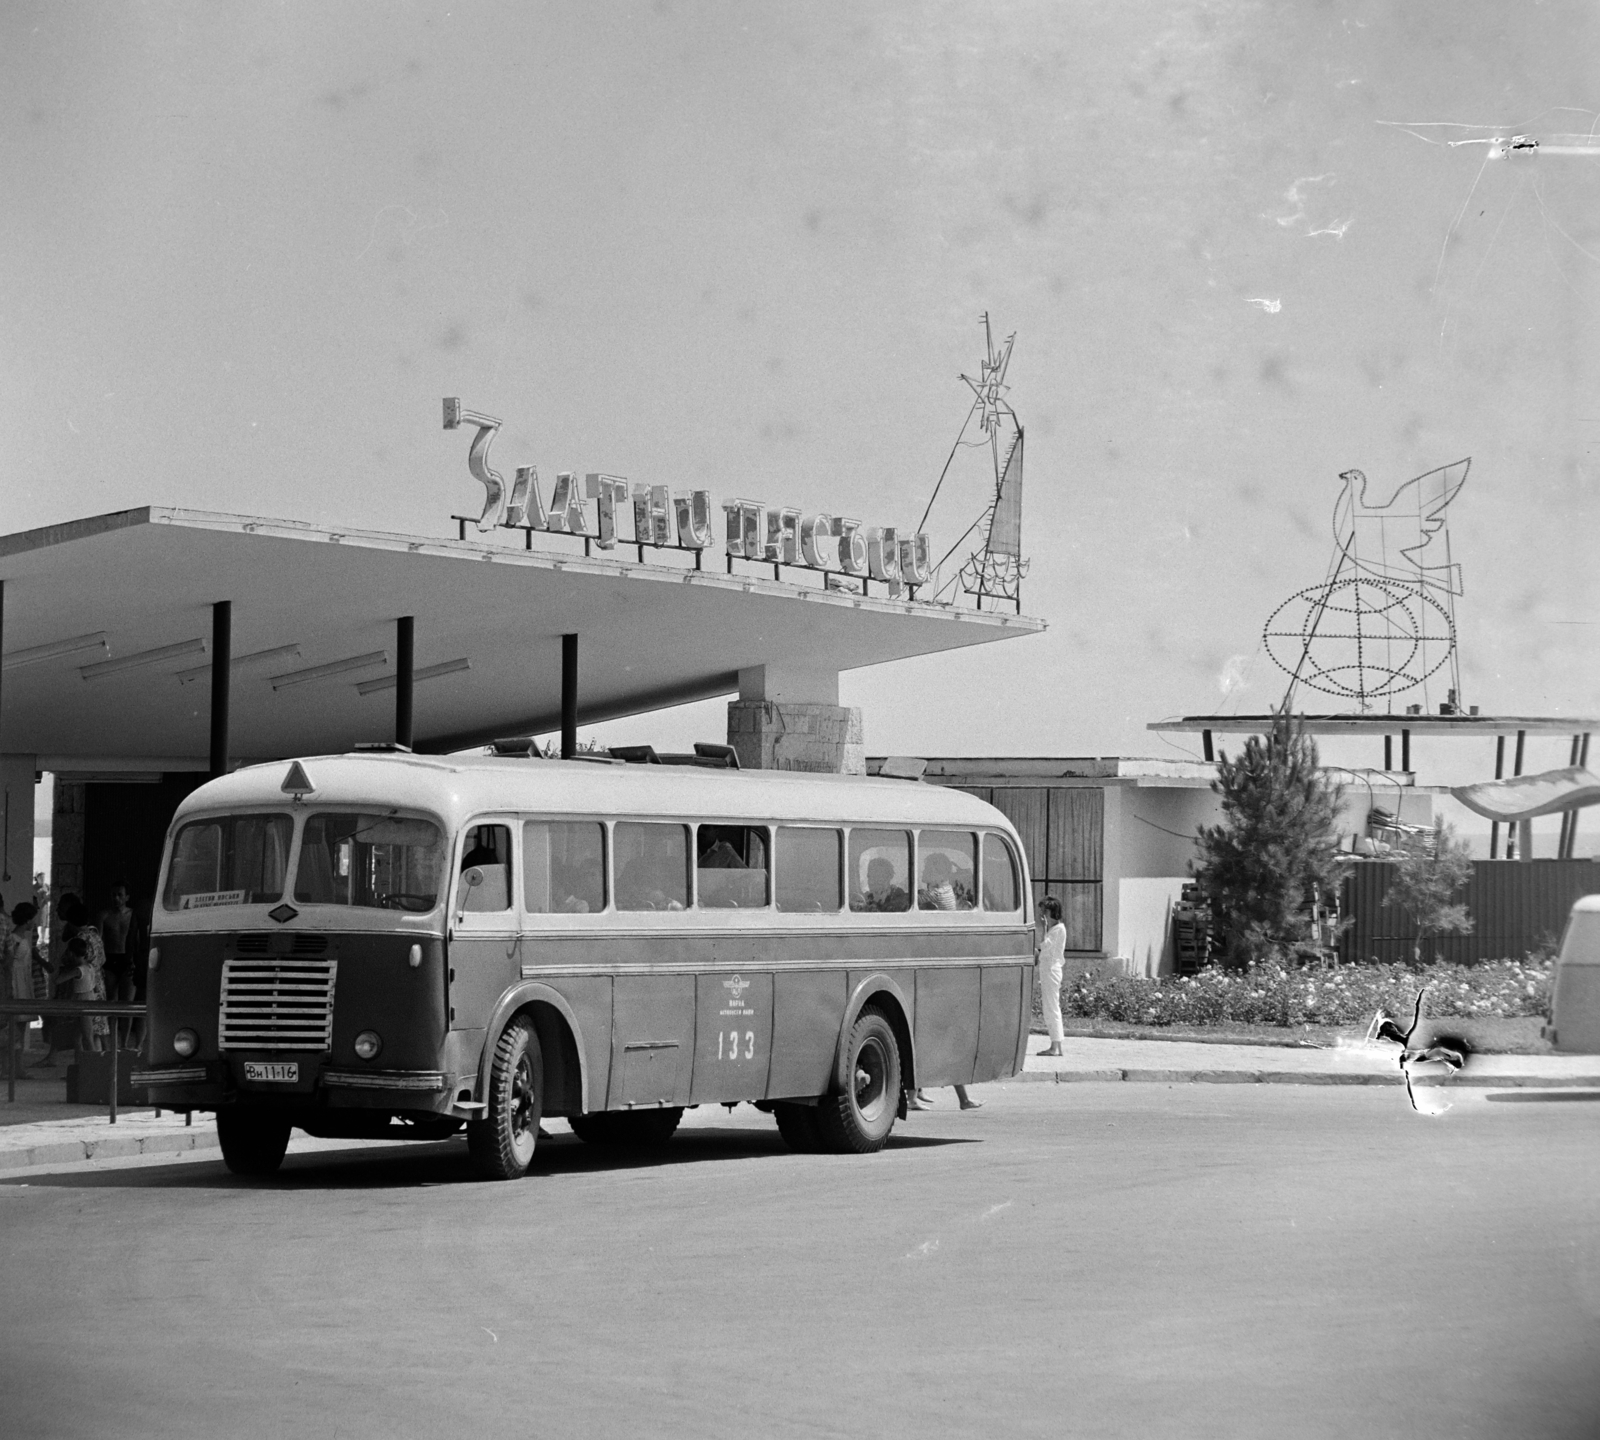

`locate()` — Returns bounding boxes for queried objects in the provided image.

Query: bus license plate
[244,1062,298,1083]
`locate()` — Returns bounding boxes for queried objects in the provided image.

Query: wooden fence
[1340,858,1600,964]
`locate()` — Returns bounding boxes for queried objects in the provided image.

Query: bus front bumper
[131,1060,459,1113]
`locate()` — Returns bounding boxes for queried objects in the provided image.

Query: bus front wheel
[817,1007,901,1154]
[467,1016,544,1180]
[217,1108,292,1177]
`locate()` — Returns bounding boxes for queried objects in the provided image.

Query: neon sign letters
[444,398,933,595]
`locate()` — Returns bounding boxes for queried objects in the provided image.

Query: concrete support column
[209,601,231,779]
[395,616,415,750]
[727,665,862,774]
[561,633,578,760]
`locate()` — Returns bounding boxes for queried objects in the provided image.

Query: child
[58,933,108,1053]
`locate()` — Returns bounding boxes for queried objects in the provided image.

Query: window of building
[848,828,912,913]
[523,820,607,914]
[981,833,1021,912]
[615,822,691,911]
[917,830,977,911]
[695,825,770,909]
[775,826,843,913]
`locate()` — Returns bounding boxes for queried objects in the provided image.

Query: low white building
[906,757,1222,977]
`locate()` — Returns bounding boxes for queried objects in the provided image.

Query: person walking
[101,882,136,1044]
[908,1084,983,1111]
[1037,894,1066,1057]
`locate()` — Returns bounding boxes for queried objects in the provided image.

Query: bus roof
[170,752,1019,834]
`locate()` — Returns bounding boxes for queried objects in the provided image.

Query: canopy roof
[1451,767,1600,823]
[1150,713,1597,737]
[0,507,1042,764]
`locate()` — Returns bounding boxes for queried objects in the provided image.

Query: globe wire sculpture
[1264,459,1469,708]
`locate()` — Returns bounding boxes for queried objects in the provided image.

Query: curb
[0,1127,219,1173]
[1016,1068,1600,1088]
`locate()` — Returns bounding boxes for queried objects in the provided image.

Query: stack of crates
[1173,883,1211,975]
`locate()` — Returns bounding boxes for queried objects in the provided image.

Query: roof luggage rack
[489,736,545,758]
[609,741,740,770]
[352,742,413,754]
[867,756,927,781]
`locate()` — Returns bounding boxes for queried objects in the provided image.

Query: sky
[2,1,1597,843]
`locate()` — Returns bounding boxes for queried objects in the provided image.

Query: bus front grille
[218,958,338,1053]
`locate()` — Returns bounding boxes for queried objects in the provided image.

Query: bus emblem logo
[723,974,751,1003]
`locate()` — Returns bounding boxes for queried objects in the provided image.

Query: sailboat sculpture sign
[443,398,934,599]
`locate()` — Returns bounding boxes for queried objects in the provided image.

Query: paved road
[3,1084,1599,1440]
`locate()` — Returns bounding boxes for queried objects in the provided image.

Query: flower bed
[1065,957,1553,1028]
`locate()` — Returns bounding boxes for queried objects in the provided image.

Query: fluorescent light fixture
[2,632,109,670]
[355,658,471,695]
[270,651,388,691]
[175,643,303,686]
[80,638,207,681]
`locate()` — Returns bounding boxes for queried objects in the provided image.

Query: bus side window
[523,820,607,914]
[981,833,1021,912]
[848,829,911,913]
[917,830,977,911]
[615,822,690,911]
[696,825,770,909]
[459,824,512,912]
[775,827,843,913]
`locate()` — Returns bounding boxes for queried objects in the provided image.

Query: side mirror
[463,867,484,889]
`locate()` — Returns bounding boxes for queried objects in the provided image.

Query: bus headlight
[354,1031,383,1061]
[173,1028,199,1058]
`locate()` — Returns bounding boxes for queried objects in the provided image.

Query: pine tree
[1382,821,1474,963]
[1191,711,1345,966]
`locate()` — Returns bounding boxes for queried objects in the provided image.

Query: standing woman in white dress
[1037,895,1066,1057]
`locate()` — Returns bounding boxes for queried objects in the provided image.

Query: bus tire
[569,1108,682,1148]
[817,1006,901,1154]
[467,1016,544,1179]
[217,1108,292,1177]
[773,1101,823,1153]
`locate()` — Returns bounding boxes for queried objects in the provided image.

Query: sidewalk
[1019,1036,1600,1087]
[0,1065,220,1171]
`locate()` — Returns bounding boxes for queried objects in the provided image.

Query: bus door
[608,821,696,1109]
[449,820,519,1033]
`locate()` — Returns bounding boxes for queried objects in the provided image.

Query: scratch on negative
[482,1328,499,1343]
[906,1238,940,1258]
[1246,298,1281,314]
[981,1202,1013,1221]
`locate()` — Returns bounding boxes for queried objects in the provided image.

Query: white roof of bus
[171,753,1018,835]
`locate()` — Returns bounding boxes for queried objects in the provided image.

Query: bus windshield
[164,813,294,910]
[293,812,445,912]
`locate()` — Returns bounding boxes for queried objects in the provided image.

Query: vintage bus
[135,749,1036,1179]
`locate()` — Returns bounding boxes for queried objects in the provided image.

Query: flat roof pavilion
[0,506,1044,767]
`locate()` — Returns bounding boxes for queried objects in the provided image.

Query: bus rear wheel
[217,1108,292,1177]
[569,1108,682,1148]
[773,1101,824,1153]
[817,1006,901,1154]
[467,1016,544,1179]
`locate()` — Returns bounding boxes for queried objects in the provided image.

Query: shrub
[1382,821,1474,961]
[1063,956,1553,1027]
[1191,711,1345,966]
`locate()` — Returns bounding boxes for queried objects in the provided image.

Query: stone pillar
[1,754,38,910]
[727,666,863,774]
[51,778,86,903]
